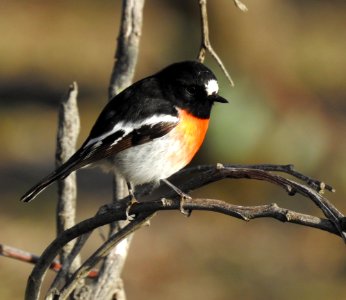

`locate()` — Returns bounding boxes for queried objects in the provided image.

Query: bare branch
[90,230,133,300]
[55,82,81,273]
[108,0,145,99]
[167,164,345,240]
[177,163,335,192]
[197,0,235,86]
[24,195,342,300]
[93,1,145,299]
[24,164,345,300]
[47,233,92,296]
[58,213,154,300]
[0,244,98,279]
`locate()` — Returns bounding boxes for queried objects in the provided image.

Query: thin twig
[176,164,344,235]
[0,244,98,279]
[197,0,235,86]
[167,164,345,240]
[175,163,334,191]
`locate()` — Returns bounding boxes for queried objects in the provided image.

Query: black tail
[21,172,65,203]
[20,153,84,203]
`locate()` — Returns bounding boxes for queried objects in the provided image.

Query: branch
[47,232,91,296]
[108,0,145,99]
[0,244,98,279]
[58,213,154,300]
[55,81,81,275]
[197,0,235,86]
[30,2,146,299]
[24,164,345,300]
[93,1,145,300]
[24,196,342,300]
[167,164,345,239]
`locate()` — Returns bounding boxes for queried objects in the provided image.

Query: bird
[21,60,228,212]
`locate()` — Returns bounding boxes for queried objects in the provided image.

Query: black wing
[21,77,178,203]
[88,76,177,139]
[20,120,178,203]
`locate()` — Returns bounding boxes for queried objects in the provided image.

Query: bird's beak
[209,94,229,103]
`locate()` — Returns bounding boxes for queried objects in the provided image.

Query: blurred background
[1,0,346,299]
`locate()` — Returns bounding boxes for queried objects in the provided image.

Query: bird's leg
[127,181,136,200]
[161,179,191,216]
[126,181,138,221]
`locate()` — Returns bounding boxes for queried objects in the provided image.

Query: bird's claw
[180,194,192,217]
[126,197,138,221]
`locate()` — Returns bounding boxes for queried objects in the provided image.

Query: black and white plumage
[21,61,228,203]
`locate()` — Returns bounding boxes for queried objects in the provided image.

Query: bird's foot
[126,196,138,221]
[161,179,192,216]
[179,194,192,217]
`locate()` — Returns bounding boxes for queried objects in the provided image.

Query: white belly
[110,109,209,186]
[113,132,186,185]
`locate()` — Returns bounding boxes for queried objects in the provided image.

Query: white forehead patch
[205,79,219,96]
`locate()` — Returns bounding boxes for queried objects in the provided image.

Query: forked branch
[197,0,239,86]
[24,164,345,300]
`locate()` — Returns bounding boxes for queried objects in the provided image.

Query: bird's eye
[186,86,197,95]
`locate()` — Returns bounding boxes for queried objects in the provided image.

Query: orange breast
[169,109,209,166]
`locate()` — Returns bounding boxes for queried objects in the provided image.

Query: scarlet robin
[21,61,228,212]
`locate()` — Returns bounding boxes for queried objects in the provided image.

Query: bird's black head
[155,61,228,119]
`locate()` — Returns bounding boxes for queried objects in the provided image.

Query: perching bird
[21,61,228,206]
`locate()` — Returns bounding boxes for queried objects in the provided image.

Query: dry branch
[58,213,154,300]
[47,233,92,296]
[24,164,345,300]
[108,0,145,99]
[94,1,146,300]
[0,244,98,279]
[197,0,235,86]
[24,195,341,300]
[55,81,81,275]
